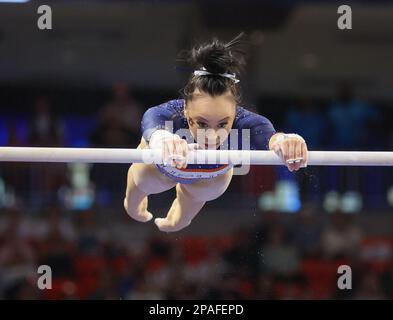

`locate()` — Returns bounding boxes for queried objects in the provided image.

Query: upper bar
[0,147,392,166]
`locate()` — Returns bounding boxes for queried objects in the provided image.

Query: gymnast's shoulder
[233,104,274,130]
[143,99,185,116]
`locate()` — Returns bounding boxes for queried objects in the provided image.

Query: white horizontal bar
[0,147,392,166]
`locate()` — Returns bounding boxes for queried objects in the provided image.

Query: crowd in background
[0,205,392,300]
[2,82,391,150]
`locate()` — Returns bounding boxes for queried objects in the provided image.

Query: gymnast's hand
[269,133,308,172]
[149,130,198,169]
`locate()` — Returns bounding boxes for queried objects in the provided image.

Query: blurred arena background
[0,0,393,299]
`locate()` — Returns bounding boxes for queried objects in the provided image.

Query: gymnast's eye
[218,123,228,128]
[197,122,208,128]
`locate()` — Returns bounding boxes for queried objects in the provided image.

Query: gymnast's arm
[249,115,308,171]
[140,105,175,145]
[139,104,192,168]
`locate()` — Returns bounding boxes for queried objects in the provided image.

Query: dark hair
[180,33,247,104]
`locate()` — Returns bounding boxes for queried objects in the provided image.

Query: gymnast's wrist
[269,132,285,150]
[269,132,305,149]
[148,129,175,149]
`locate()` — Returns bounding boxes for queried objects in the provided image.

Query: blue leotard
[141,99,276,184]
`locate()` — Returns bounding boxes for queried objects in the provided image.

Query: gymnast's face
[184,89,236,149]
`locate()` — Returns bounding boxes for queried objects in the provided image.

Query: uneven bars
[0,147,392,166]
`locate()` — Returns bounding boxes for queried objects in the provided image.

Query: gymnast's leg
[155,168,234,232]
[124,137,177,222]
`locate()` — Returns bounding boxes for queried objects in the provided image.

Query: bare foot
[126,197,153,222]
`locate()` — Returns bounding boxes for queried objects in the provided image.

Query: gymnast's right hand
[148,130,198,169]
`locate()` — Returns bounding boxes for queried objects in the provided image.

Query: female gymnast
[124,34,308,232]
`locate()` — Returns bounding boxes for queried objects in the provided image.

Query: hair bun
[189,33,246,75]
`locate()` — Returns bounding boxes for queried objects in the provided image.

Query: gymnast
[124,34,308,232]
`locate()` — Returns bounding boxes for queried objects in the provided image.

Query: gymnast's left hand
[269,133,308,172]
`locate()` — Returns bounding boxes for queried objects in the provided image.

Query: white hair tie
[193,67,240,84]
